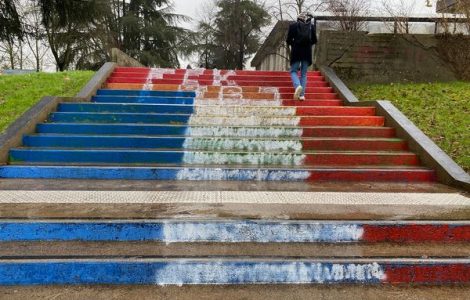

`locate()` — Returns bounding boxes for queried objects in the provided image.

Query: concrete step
[48,113,385,126]
[9,149,419,166]
[0,257,468,285]
[36,123,396,138]
[58,103,376,116]
[23,135,408,152]
[0,165,435,181]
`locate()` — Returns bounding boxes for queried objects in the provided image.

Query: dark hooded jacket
[286,20,317,66]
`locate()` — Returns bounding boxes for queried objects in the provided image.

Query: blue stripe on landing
[58,103,195,114]
[0,166,310,181]
[0,221,363,242]
[97,89,196,98]
[9,149,185,164]
[23,135,186,149]
[49,113,190,124]
[92,96,195,105]
[36,123,189,135]
[0,260,384,285]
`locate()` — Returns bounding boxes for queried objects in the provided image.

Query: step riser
[107,78,328,85]
[0,260,468,285]
[112,67,323,76]
[109,74,326,81]
[0,221,467,243]
[0,166,436,181]
[96,89,196,98]
[36,124,395,138]
[58,104,375,117]
[23,136,407,152]
[9,150,419,166]
[49,113,385,127]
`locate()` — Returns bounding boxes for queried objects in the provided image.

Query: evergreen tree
[0,0,22,41]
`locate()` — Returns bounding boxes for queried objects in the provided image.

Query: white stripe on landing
[175,169,310,181]
[183,138,303,151]
[185,127,304,138]
[0,191,468,205]
[181,152,306,166]
[193,106,297,117]
[188,116,302,126]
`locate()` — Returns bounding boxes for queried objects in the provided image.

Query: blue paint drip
[0,261,385,285]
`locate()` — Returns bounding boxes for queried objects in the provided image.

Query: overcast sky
[173,0,439,29]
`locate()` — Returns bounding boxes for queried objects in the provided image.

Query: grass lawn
[351,82,470,172]
[0,71,94,133]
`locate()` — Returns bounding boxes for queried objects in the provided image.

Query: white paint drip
[183,138,303,151]
[193,106,297,117]
[162,222,363,243]
[182,152,306,166]
[188,116,301,126]
[175,168,310,181]
[186,127,303,138]
[155,262,385,285]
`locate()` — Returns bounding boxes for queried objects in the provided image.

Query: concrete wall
[315,31,459,83]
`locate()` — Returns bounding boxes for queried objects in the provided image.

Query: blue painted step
[24,135,187,149]
[36,123,191,135]
[92,95,195,105]
[96,89,196,98]
[58,103,195,114]
[49,112,190,124]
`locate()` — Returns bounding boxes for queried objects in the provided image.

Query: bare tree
[21,2,50,71]
[268,0,328,21]
[327,0,370,31]
[381,0,418,34]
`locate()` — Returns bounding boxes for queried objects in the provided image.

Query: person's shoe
[294,86,303,100]
[299,96,305,101]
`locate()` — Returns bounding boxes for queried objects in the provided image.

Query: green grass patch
[351,82,470,172]
[0,71,95,133]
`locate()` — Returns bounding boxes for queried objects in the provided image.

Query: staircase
[0,67,436,182]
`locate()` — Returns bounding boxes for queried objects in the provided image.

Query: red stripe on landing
[363,225,470,242]
[384,264,470,284]
[304,153,419,166]
[307,169,436,182]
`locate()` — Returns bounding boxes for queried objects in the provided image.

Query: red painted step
[282,100,343,106]
[112,67,323,76]
[301,127,396,138]
[304,152,419,166]
[299,116,384,126]
[296,107,375,116]
[307,168,436,182]
[281,93,339,100]
[301,138,408,151]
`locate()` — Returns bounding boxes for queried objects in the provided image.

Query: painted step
[58,103,376,117]
[107,78,328,87]
[0,220,468,243]
[36,124,396,138]
[96,89,195,97]
[108,75,329,83]
[92,95,195,105]
[200,91,339,100]
[9,149,419,166]
[23,135,408,152]
[49,113,385,126]
[113,67,323,76]
[0,165,436,181]
[1,258,468,285]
